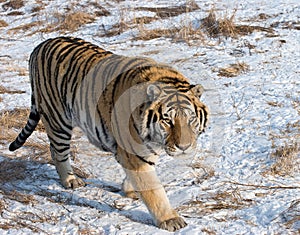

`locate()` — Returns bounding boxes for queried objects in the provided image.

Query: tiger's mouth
[165,143,196,157]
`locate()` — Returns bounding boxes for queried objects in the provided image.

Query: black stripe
[136,155,155,165]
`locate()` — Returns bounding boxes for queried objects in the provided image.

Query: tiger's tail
[9,100,40,151]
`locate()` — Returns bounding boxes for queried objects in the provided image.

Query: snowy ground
[0,0,299,234]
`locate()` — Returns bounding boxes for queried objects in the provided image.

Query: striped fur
[9,37,209,231]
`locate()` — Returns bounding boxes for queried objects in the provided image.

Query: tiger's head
[141,83,209,157]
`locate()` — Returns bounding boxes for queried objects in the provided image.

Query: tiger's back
[9,37,209,231]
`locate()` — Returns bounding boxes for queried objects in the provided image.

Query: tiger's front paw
[159,217,187,232]
[61,174,86,189]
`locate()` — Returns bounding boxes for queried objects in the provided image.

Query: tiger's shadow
[0,155,153,227]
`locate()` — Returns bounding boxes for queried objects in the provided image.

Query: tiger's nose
[176,143,191,151]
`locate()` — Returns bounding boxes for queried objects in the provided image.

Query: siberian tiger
[9,37,209,231]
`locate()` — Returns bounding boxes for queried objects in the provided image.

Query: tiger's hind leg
[42,116,85,189]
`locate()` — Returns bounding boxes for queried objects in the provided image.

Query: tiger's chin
[165,146,196,158]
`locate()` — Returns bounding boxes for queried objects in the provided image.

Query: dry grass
[101,1,203,42]
[278,199,300,231]
[0,19,8,27]
[178,188,254,218]
[0,190,54,233]
[189,160,215,184]
[2,0,24,10]
[51,11,96,33]
[0,108,90,178]
[0,108,49,161]
[0,108,44,131]
[9,1,110,35]
[0,160,27,184]
[0,85,25,94]
[267,101,283,107]
[217,62,249,77]
[10,11,96,35]
[134,6,274,43]
[201,8,274,38]
[1,189,37,205]
[269,141,299,176]
[134,1,199,19]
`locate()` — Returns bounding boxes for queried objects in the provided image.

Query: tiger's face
[142,84,208,157]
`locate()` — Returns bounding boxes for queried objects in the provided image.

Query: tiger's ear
[147,84,161,101]
[190,84,204,98]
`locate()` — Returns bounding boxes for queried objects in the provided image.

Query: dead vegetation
[0,107,90,178]
[0,19,8,27]
[3,0,275,43]
[133,7,274,43]
[8,1,110,35]
[201,9,274,38]
[0,108,49,162]
[0,108,44,131]
[98,1,205,42]
[0,85,25,95]
[0,189,55,233]
[0,160,27,184]
[217,61,249,77]
[178,187,254,218]
[269,141,299,176]
[134,1,199,19]
[2,0,24,11]
[277,199,300,231]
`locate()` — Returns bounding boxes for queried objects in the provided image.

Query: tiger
[9,37,209,231]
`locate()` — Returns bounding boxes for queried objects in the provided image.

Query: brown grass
[0,108,49,160]
[134,7,274,43]
[278,199,300,230]
[10,11,96,35]
[267,101,283,107]
[178,188,254,217]
[202,8,274,38]
[52,11,96,33]
[2,0,24,10]
[9,1,110,35]
[269,141,299,176]
[217,62,249,77]
[134,1,199,19]
[0,108,44,131]
[0,160,27,184]
[7,11,24,16]
[1,189,37,205]
[101,1,202,41]
[0,19,8,27]
[0,85,25,94]
[0,108,90,178]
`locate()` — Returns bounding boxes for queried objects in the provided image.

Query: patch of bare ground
[216,61,249,77]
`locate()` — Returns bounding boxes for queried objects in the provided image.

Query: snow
[0,0,299,234]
